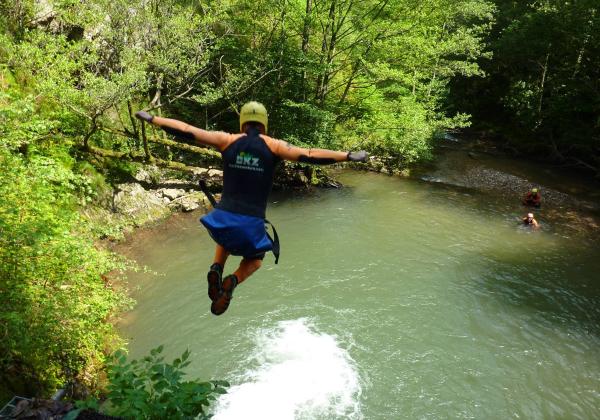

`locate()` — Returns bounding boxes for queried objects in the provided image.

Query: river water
[117,148,600,419]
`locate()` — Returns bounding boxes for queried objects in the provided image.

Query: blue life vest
[200,209,278,259]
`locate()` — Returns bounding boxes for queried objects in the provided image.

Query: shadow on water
[472,245,600,338]
[409,172,600,337]
[274,169,600,354]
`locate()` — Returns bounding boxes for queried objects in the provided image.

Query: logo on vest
[230,151,264,172]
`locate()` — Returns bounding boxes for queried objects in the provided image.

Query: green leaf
[62,409,82,420]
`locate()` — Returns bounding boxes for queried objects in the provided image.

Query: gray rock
[192,168,210,176]
[113,183,170,225]
[160,188,186,200]
[191,167,223,182]
[168,192,209,212]
[134,168,151,183]
[297,172,309,184]
[177,197,201,212]
[207,169,223,178]
[163,178,185,186]
[134,165,162,184]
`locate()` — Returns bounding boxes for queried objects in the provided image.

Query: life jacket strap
[199,179,218,207]
[265,219,280,264]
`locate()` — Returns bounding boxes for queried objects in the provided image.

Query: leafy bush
[0,150,132,395]
[78,346,229,420]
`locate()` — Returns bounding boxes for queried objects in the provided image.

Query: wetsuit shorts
[200,209,273,259]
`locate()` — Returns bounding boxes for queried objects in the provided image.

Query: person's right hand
[135,111,154,123]
[347,150,368,162]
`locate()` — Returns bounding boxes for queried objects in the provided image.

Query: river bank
[84,159,341,243]
[416,134,600,236]
[112,132,600,252]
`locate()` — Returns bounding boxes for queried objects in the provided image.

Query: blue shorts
[200,209,273,259]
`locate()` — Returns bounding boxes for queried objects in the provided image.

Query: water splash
[213,318,362,420]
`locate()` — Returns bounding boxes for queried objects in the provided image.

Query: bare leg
[213,244,230,268]
[233,258,262,284]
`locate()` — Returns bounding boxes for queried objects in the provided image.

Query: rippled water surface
[118,167,600,419]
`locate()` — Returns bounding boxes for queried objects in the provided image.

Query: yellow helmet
[240,101,268,133]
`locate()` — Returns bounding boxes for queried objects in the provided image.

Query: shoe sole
[222,276,237,294]
[211,276,237,315]
[207,271,221,302]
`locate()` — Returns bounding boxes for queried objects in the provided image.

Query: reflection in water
[118,167,600,419]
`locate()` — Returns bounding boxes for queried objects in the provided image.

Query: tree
[0,149,132,394]
[450,0,600,174]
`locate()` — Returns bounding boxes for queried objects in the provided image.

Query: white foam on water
[212,318,362,420]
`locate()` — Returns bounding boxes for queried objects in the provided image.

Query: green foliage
[2,0,494,168]
[1,23,136,394]
[82,346,229,420]
[450,0,600,172]
[0,149,133,394]
[201,0,494,164]
[73,161,112,205]
[0,0,37,39]
[0,0,496,399]
[278,100,337,148]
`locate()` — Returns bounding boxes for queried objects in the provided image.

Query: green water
[118,169,600,419]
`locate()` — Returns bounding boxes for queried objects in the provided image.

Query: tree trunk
[127,101,139,138]
[315,0,336,103]
[338,39,377,106]
[301,0,313,101]
[149,74,163,108]
[572,8,595,78]
[427,23,446,99]
[146,136,221,159]
[85,146,212,173]
[83,117,98,150]
[319,0,352,105]
[140,120,151,161]
[537,45,551,127]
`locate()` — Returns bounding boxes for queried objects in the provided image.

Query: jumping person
[135,102,367,315]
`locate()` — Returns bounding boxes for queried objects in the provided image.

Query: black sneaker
[207,263,223,302]
[211,274,238,315]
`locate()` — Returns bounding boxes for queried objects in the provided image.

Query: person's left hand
[135,111,154,123]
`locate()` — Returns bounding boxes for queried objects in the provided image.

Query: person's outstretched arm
[135,111,232,152]
[265,137,367,164]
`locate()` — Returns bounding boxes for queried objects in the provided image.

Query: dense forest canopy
[0,0,494,397]
[1,0,598,400]
[450,0,600,174]
[2,0,494,163]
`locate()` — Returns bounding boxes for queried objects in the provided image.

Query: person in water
[522,212,539,229]
[522,188,541,207]
[135,102,367,315]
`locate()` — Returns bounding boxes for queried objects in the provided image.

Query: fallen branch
[146,136,221,159]
[567,156,600,176]
[96,125,221,159]
[85,145,210,173]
